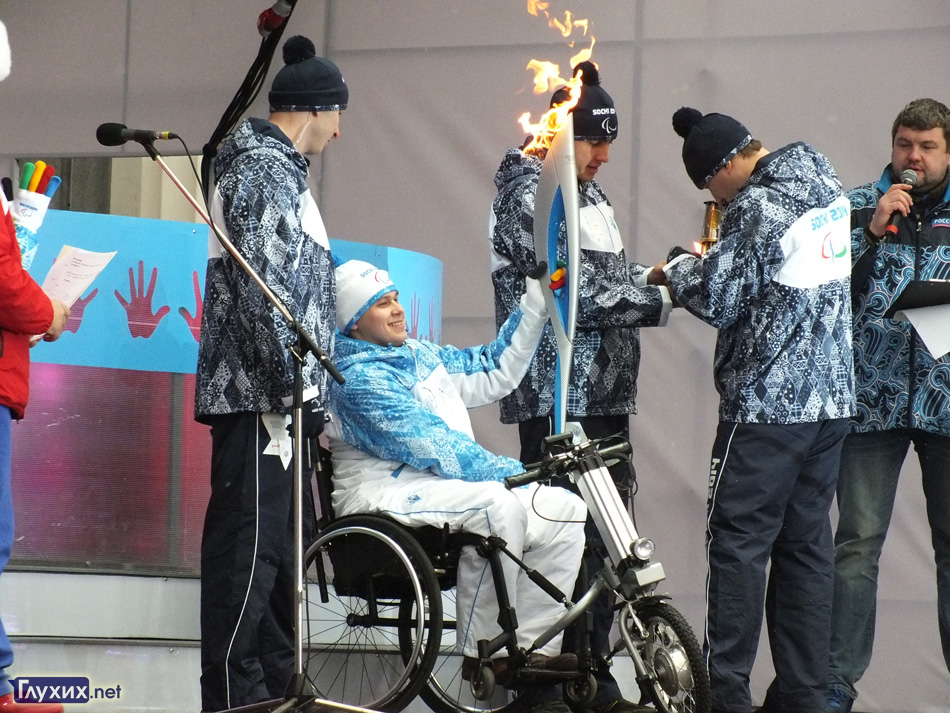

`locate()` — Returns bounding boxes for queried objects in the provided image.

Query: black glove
[667,245,701,262]
[287,399,325,440]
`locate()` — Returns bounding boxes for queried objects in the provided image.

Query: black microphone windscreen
[900,169,918,187]
[96,122,128,146]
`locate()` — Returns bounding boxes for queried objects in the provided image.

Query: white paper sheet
[895,304,950,359]
[40,245,116,307]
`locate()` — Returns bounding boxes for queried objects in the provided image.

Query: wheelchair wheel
[627,601,710,713]
[304,515,442,713]
[399,587,537,713]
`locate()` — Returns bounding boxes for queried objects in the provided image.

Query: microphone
[885,169,918,236]
[96,122,178,147]
[258,0,292,37]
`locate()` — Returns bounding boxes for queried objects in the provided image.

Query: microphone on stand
[96,122,178,147]
[885,168,918,236]
[258,0,292,37]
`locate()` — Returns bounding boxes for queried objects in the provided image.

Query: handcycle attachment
[505,434,666,599]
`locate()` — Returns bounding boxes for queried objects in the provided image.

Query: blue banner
[29,210,442,373]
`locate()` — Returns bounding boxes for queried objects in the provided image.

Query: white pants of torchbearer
[334,475,587,657]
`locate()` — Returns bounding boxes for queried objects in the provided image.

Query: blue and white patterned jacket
[490,148,670,424]
[195,118,335,420]
[849,166,950,435]
[326,293,547,514]
[665,142,854,424]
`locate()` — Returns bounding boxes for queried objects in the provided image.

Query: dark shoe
[827,688,854,713]
[526,652,579,671]
[460,655,512,683]
[583,700,652,713]
[526,701,573,713]
[462,653,579,686]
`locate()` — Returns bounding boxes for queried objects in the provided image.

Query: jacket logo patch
[822,232,848,259]
[933,218,950,229]
[775,195,851,288]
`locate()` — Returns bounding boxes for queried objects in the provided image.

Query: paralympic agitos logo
[821,232,848,259]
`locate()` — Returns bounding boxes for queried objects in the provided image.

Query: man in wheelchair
[325,259,587,712]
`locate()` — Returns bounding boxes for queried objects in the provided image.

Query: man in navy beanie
[195,35,348,711]
[662,107,854,713]
[490,61,671,713]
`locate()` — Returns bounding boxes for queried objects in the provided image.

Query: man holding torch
[490,61,671,713]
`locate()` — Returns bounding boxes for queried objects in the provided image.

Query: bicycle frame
[571,450,666,599]
[487,436,671,675]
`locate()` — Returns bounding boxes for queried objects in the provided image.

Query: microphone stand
[137,141,366,713]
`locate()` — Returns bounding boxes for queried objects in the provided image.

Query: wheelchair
[301,436,711,713]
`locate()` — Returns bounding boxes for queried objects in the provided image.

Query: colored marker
[27,161,47,193]
[35,165,55,194]
[43,175,62,198]
[2,177,13,201]
[19,162,34,190]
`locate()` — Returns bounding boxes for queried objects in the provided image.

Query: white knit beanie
[335,260,396,334]
[0,21,11,81]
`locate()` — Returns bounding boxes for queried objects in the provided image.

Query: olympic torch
[519,3,592,437]
[533,120,581,437]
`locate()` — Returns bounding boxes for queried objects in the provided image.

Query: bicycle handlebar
[504,437,631,490]
[504,467,544,490]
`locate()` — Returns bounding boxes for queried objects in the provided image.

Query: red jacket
[0,197,53,419]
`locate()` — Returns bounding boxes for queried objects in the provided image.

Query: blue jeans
[0,407,14,696]
[829,429,950,697]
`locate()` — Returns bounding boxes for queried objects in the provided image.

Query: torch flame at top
[527,1,550,18]
[519,74,583,156]
[569,33,594,67]
[519,1,595,156]
[528,0,589,41]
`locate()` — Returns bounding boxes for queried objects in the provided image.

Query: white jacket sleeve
[439,276,548,408]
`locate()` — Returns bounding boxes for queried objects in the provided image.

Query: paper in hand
[40,245,116,307]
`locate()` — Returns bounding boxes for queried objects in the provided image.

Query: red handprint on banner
[115,260,170,338]
[178,270,203,342]
[64,288,99,334]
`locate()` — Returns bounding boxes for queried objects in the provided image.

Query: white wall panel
[330,0,637,51]
[1,2,949,710]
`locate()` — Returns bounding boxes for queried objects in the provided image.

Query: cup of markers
[19,160,62,198]
[8,160,62,269]
[2,160,62,203]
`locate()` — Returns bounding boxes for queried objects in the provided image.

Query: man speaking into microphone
[827,97,950,713]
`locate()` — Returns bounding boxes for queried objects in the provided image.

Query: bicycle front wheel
[624,601,710,713]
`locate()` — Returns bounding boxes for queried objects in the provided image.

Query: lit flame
[519,77,582,155]
[526,1,549,18]
[569,34,594,67]
[519,1,595,156]
[526,59,563,94]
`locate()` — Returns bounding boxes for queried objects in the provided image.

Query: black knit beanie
[269,36,348,112]
[672,107,752,189]
[551,61,618,142]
